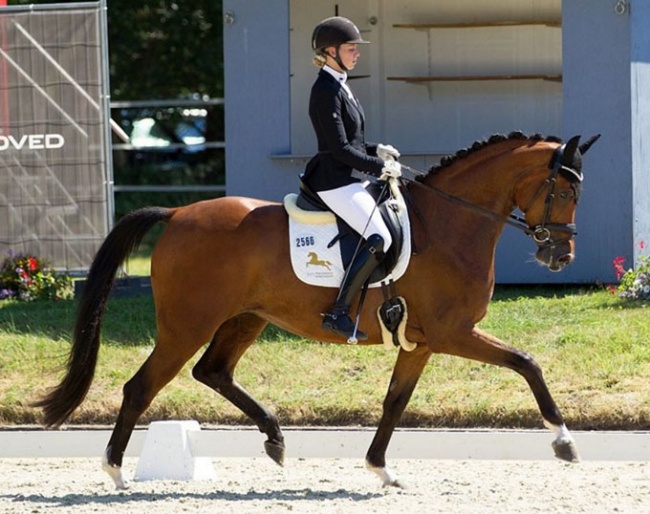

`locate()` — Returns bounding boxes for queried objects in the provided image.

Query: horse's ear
[562,135,581,166]
[579,134,601,155]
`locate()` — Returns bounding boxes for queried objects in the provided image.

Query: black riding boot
[321,234,385,341]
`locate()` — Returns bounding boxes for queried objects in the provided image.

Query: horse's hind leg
[444,326,580,462]
[191,313,286,465]
[102,339,203,489]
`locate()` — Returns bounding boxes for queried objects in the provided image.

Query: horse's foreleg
[366,345,432,488]
[191,314,286,465]
[103,342,201,489]
[445,326,580,462]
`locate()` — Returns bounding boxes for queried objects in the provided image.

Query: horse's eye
[559,190,573,200]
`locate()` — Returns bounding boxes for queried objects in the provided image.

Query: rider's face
[328,43,359,71]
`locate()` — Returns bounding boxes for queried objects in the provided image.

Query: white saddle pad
[284,187,412,288]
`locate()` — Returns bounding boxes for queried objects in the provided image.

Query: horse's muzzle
[536,243,574,272]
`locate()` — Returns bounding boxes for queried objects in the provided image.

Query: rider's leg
[317,182,393,250]
[317,183,391,340]
[321,234,385,340]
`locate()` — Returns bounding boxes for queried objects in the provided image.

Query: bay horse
[35,131,599,489]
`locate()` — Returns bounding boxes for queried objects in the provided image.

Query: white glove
[377,143,400,161]
[379,159,402,180]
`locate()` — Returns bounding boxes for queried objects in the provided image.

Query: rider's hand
[380,159,402,180]
[377,143,400,161]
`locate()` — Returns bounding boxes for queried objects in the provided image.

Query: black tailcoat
[302,69,384,192]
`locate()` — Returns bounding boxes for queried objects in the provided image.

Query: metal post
[98,0,114,233]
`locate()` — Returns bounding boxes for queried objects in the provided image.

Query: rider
[301,16,403,341]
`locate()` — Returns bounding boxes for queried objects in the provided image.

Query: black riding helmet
[311,16,369,71]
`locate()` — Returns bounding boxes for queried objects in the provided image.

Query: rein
[399,153,580,249]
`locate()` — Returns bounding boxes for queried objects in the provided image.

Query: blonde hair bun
[312,53,327,68]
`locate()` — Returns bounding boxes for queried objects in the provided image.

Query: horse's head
[516,134,600,272]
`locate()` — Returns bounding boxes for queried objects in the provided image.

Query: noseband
[402,143,583,249]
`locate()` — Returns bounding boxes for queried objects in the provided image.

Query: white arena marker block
[134,420,217,482]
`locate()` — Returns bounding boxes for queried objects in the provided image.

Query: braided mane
[424,131,563,177]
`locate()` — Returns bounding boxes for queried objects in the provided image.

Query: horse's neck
[428,145,525,214]
[415,142,545,268]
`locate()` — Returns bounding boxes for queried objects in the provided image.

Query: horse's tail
[33,206,173,427]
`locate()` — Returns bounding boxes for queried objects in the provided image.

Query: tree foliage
[106,0,223,100]
[8,0,223,100]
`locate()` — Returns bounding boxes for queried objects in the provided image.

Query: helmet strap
[335,54,348,72]
[328,46,348,72]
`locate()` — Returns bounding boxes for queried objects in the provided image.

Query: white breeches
[318,182,393,250]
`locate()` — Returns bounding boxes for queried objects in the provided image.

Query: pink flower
[612,256,626,280]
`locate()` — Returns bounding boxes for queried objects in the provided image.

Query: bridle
[401,143,583,250]
[516,144,583,249]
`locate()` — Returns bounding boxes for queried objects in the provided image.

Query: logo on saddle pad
[306,252,333,271]
[284,192,412,289]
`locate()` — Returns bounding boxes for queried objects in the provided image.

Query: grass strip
[1,286,649,429]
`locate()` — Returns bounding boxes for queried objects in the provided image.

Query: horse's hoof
[102,451,129,489]
[552,438,581,463]
[383,478,408,489]
[264,438,286,466]
[366,461,406,489]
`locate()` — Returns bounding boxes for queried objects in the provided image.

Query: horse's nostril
[558,254,574,265]
[549,254,574,271]
[541,250,574,272]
